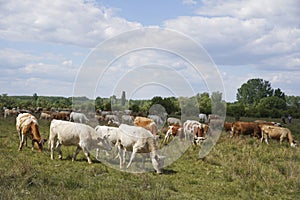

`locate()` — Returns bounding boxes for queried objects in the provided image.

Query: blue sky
[1,0,300,102]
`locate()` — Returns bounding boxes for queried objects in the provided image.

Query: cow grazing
[167,117,182,126]
[260,125,297,147]
[40,112,51,120]
[224,122,233,133]
[95,125,119,158]
[148,115,164,127]
[183,120,208,144]
[48,120,112,164]
[108,119,120,127]
[199,113,208,123]
[134,116,158,135]
[16,113,46,152]
[70,112,89,124]
[105,114,119,123]
[163,125,183,144]
[231,121,261,138]
[51,111,70,121]
[116,124,165,174]
[121,115,134,125]
[4,108,19,118]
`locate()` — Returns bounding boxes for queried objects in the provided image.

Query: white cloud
[163,0,300,71]
[0,0,142,47]
[182,0,197,6]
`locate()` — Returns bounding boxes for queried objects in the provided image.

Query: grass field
[0,116,299,200]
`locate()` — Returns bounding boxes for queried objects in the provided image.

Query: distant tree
[256,96,287,118]
[237,78,273,105]
[197,93,211,114]
[227,102,245,121]
[211,91,226,116]
[274,88,285,100]
[121,91,126,106]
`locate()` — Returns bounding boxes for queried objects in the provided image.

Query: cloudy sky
[1,0,299,102]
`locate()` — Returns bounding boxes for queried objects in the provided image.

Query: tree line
[1,78,299,119]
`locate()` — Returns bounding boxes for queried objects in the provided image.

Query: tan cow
[134,116,158,135]
[260,125,297,147]
[16,113,46,152]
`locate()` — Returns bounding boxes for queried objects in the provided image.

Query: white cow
[48,120,112,164]
[105,114,119,122]
[183,120,206,144]
[95,125,119,146]
[121,115,134,125]
[199,113,208,123]
[116,124,165,173]
[167,117,182,126]
[148,115,164,127]
[70,112,89,124]
[95,125,119,158]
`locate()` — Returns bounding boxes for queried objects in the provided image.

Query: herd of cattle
[7,108,298,173]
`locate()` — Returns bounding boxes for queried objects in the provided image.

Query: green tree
[237,78,273,105]
[197,93,211,114]
[33,93,38,108]
[227,102,245,121]
[274,88,285,100]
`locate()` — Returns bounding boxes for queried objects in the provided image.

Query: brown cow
[163,125,183,143]
[51,111,70,121]
[224,122,233,133]
[231,121,261,138]
[16,113,46,152]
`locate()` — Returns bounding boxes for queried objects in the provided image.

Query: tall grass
[0,117,299,199]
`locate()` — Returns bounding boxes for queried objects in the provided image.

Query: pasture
[0,116,299,199]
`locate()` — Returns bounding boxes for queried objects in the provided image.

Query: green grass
[0,117,299,199]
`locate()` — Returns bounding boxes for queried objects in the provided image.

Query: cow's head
[33,138,47,152]
[97,135,112,151]
[151,154,166,174]
[291,141,297,148]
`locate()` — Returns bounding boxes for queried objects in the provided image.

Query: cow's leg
[72,146,81,162]
[81,147,92,164]
[31,139,35,151]
[96,148,100,160]
[56,141,62,159]
[127,147,137,169]
[50,140,55,160]
[279,135,284,145]
[264,134,269,144]
[260,131,264,143]
[141,155,146,170]
[18,135,26,151]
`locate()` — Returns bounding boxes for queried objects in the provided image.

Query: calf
[48,120,112,164]
[16,113,46,152]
